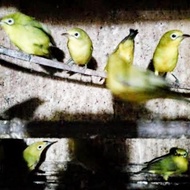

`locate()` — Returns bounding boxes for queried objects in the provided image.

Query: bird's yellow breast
[118,41,134,64]
[153,45,179,73]
[68,39,92,65]
[173,156,188,173]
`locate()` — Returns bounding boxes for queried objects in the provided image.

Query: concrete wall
[0,0,190,122]
[0,0,190,188]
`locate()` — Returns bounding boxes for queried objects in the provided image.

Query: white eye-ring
[74,32,80,38]
[170,33,178,40]
[37,145,43,150]
[5,18,14,25]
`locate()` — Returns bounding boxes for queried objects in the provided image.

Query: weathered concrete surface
[0,1,190,188]
[0,0,190,123]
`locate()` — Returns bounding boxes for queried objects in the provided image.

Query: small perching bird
[135,147,189,181]
[23,141,56,171]
[152,30,190,76]
[104,28,138,72]
[0,12,56,58]
[62,27,93,68]
[106,29,190,103]
[112,28,138,64]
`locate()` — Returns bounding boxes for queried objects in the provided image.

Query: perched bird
[136,147,189,181]
[0,12,56,57]
[104,28,138,82]
[105,29,138,73]
[106,29,190,103]
[23,141,56,171]
[62,27,93,67]
[152,30,190,76]
[105,29,138,72]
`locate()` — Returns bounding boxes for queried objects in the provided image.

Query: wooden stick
[0,45,107,78]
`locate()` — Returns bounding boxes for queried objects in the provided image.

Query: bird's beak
[50,141,57,145]
[61,32,69,36]
[182,34,190,38]
[44,141,58,146]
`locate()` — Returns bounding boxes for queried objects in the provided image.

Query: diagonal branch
[0,45,107,78]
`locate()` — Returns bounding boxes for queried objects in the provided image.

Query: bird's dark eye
[37,145,43,150]
[183,152,187,157]
[6,18,14,25]
[74,32,80,38]
[170,33,178,40]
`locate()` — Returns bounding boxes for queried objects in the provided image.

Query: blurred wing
[117,64,169,91]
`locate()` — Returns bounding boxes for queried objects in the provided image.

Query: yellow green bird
[106,29,190,103]
[105,29,138,72]
[0,12,56,57]
[62,27,93,67]
[23,141,56,171]
[136,147,189,181]
[152,30,190,76]
[110,28,138,66]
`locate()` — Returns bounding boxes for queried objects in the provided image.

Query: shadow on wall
[0,97,45,120]
[1,95,190,139]
[1,0,190,24]
[56,136,130,190]
[0,59,103,88]
[0,139,29,187]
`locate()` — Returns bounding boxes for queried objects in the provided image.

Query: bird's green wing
[147,156,178,172]
[25,19,56,46]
